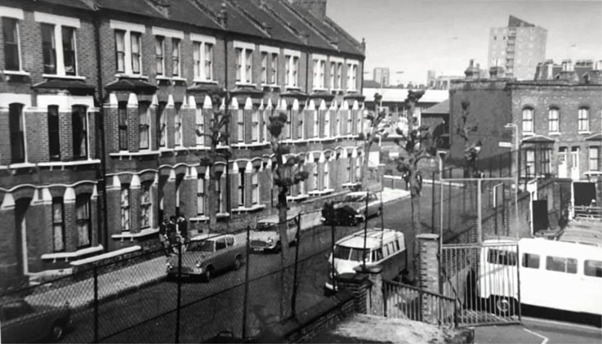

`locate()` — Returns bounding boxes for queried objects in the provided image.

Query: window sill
[285,86,301,91]
[193,79,218,84]
[37,159,101,170]
[190,214,234,222]
[522,132,534,136]
[312,87,327,92]
[309,189,335,196]
[70,246,141,266]
[171,77,187,83]
[342,182,361,188]
[115,73,149,80]
[232,142,271,149]
[287,194,309,202]
[548,132,561,136]
[579,131,592,135]
[112,228,159,241]
[261,84,281,89]
[2,70,30,76]
[110,151,160,159]
[235,82,257,87]
[232,204,267,213]
[41,245,104,263]
[43,74,86,80]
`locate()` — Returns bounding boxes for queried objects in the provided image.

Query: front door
[570,147,580,180]
[558,147,568,178]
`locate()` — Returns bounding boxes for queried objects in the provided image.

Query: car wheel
[234,256,242,270]
[203,266,213,282]
[50,321,66,341]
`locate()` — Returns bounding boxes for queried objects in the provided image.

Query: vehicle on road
[166,233,245,281]
[322,192,382,225]
[0,299,72,343]
[325,228,406,292]
[249,214,298,253]
[478,238,602,316]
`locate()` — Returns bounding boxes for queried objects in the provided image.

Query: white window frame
[35,12,81,78]
[324,160,330,190]
[589,146,600,171]
[237,110,244,142]
[190,33,216,82]
[312,54,327,91]
[120,185,130,232]
[154,36,165,76]
[140,182,152,230]
[196,105,205,147]
[2,7,25,73]
[197,174,206,215]
[234,41,255,85]
[330,57,344,91]
[139,102,151,150]
[284,49,301,88]
[261,52,268,84]
[110,20,145,77]
[252,169,259,205]
[252,111,260,142]
[346,60,359,91]
[522,108,533,133]
[172,38,181,77]
[548,107,560,133]
[260,45,279,86]
[578,107,590,132]
[174,104,182,146]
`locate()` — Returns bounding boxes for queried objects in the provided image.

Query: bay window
[140,182,152,230]
[52,198,65,252]
[48,106,60,161]
[120,186,130,232]
[172,38,180,77]
[138,103,150,150]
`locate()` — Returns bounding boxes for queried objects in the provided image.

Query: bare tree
[196,95,231,233]
[267,110,308,319]
[393,90,443,235]
[358,93,389,190]
[456,99,484,177]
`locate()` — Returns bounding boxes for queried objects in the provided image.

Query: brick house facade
[0,0,366,284]
[449,61,602,182]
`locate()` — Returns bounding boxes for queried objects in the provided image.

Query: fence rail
[383,279,457,328]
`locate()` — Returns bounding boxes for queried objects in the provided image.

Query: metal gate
[440,242,521,326]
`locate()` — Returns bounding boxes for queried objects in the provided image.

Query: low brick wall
[255,290,356,343]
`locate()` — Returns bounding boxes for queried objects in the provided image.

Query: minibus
[325,228,406,292]
[479,238,602,316]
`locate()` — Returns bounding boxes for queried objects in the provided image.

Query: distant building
[427,70,437,88]
[449,60,602,183]
[373,67,390,87]
[428,75,464,90]
[488,15,547,80]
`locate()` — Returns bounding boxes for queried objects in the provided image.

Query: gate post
[417,234,440,324]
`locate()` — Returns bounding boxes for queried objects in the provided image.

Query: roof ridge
[223,0,271,37]
[280,0,339,50]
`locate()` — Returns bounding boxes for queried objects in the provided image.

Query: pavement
[25,187,410,312]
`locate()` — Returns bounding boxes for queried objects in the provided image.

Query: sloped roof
[362,88,448,104]
[171,0,222,30]
[97,0,166,18]
[508,15,536,28]
[193,0,268,38]
[422,99,449,115]
[36,0,95,10]
[262,0,336,51]
[227,0,304,45]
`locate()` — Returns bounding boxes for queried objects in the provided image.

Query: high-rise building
[427,70,437,88]
[374,67,390,87]
[488,15,547,80]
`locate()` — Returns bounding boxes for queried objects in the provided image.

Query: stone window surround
[34,11,83,79]
[110,20,146,78]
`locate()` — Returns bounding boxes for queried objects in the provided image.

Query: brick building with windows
[0,0,366,285]
[449,60,602,183]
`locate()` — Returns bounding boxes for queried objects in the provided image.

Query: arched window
[521,107,533,133]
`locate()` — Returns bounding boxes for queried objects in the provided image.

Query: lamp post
[504,123,520,238]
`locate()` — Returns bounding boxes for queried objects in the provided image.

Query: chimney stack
[148,0,171,17]
[489,66,504,79]
[464,59,478,80]
[292,0,328,19]
[218,2,228,28]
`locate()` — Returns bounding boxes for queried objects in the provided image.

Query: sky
[326,0,602,85]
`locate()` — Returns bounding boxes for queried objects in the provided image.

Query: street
[59,194,419,343]
[475,316,601,344]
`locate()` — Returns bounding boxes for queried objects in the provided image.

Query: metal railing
[383,279,458,328]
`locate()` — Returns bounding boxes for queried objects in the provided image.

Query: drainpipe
[224,32,231,217]
[93,10,109,250]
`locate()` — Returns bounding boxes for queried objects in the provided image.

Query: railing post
[93,265,99,343]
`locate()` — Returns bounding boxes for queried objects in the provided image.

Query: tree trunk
[409,172,423,235]
[361,140,373,190]
[208,150,218,233]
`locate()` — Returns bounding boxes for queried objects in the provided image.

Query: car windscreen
[334,245,368,262]
[188,240,215,252]
[344,194,365,203]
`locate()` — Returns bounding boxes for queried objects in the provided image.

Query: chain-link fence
[1,212,372,343]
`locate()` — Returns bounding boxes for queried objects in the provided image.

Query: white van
[249,213,298,253]
[325,228,406,291]
[479,238,602,316]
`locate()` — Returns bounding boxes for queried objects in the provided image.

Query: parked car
[166,233,245,282]
[323,192,382,225]
[249,214,298,253]
[0,299,72,343]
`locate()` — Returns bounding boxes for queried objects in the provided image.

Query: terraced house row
[0,0,367,285]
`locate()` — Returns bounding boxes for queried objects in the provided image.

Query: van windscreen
[334,246,369,262]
